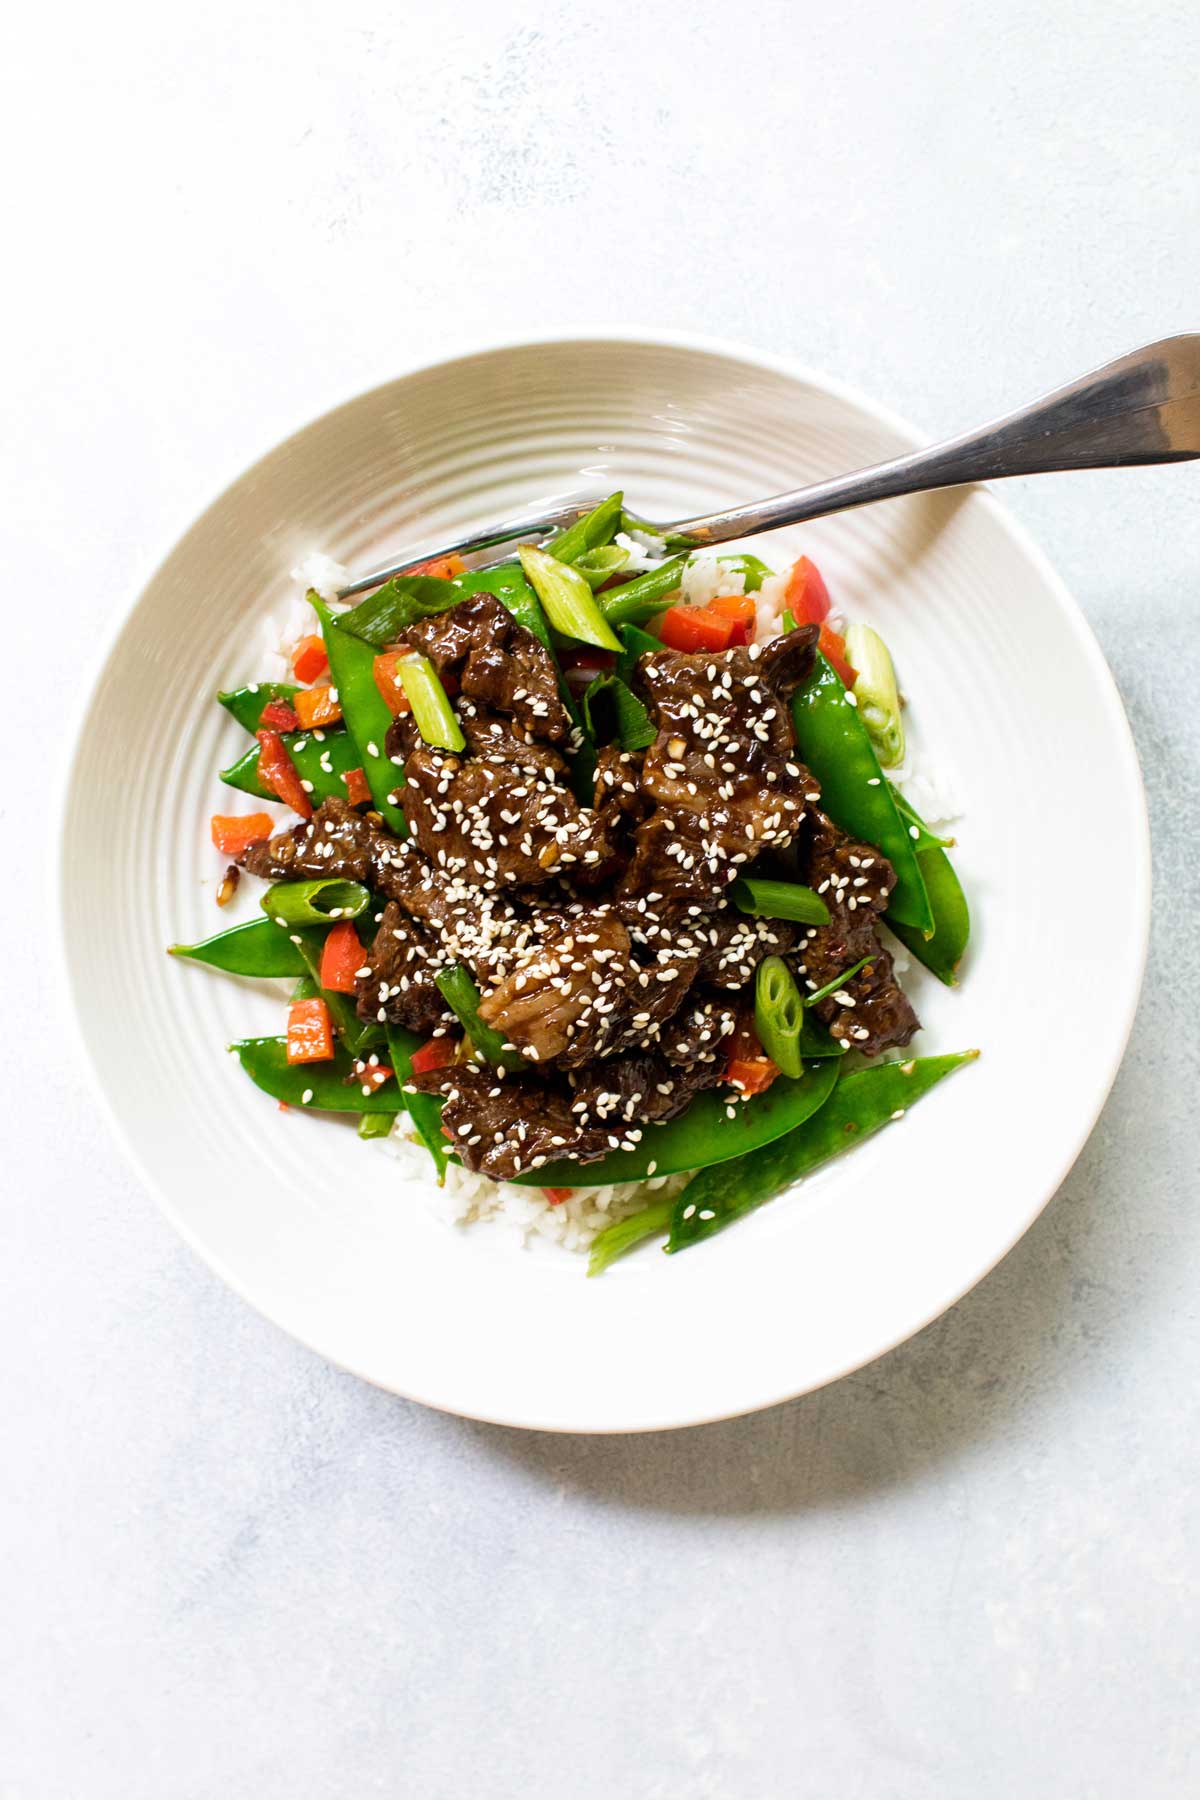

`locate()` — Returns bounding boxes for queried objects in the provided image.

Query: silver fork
[337,334,1200,599]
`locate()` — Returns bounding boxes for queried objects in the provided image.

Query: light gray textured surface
[4,1,1199,1793]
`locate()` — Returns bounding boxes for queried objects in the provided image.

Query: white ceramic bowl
[60,332,1150,1432]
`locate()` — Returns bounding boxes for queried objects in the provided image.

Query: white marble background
[4,1,1199,1793]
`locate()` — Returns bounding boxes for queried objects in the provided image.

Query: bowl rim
[56,326,1152,1431]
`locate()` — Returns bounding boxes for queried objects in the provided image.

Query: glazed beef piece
[689,909,798,989]
[239,796,382,884]
[657,993,739,1069]
[457,701,568,776]
[619,626,821,902]
[401,745,614,889]
[354,901,447,1034]
[798,808,919,1056]
[406,1065,628,1179]
[476,909,696,1067]
[402,589,573,745]
[372,841,543,987]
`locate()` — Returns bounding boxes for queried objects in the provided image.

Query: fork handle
[668,333,1200,548]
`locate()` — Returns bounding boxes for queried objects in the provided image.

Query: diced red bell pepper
[818,624,857,689]
[260,698,301,732]
[658,605,736,653]
[542,1187,575,1205]
[294,685,343,729]
[784,555,832,625]
[291,635,329,683]
[708,593,757,646]
[410,1035,460,1075]
[373,651,413,716]
[726,1058,780,1095]
[353,1060,394,1094]
[319,921,364,994]
[411,553,466,579]
[343,766,372,807]
[255,729,313,818]
[210,812,275,857]
[723,1017,781,1096]
[286,996,335,1064]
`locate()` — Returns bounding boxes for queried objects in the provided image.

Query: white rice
[373,1124,691,1252]
[680,552,746,607]
[290,550,349,600]
[614,528,670,571]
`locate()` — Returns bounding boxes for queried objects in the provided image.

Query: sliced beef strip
[239,795,383,884]
[657,993,740,1069]
[688,909,798,989]
[401,745,614,890]
[475,909,696,1068]
[567,1046,723,1127]
[619,626,821,903]
[402,589,573,745]
[354,901,447,1035]
[456,701,568,776]
[372,839,544,987]
[798,808,919,1056]
[405,1065,627,1179]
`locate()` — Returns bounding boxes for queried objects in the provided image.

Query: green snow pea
[580,673,656,752]
[599,557,687,625]
[220,724,363,805]
[790,651,933,935]
[616,621,662,679]
[309,594,408,836]
[168,916,307,978]
[888,799,971,986]
[667,1050,978,1252]
[385,1024,450,1181]
[720,552,773,593]
[218,682,300,733]
[544,492,624,564]
[889,784,953,853]
[334,575,460,649]
[435,965,527,1073]
[514,1058,841,1189]
[231,1037,404,1113]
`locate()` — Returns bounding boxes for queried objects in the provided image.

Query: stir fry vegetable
[544,492,624,564]
[754,957,807,1079]
[169,915,307,978]
[518,546,623,652]
[845,623,905,767]
[434,966,527,1073]
[397,653,466,753]
[731,877,830,926]
[261,879,370,928]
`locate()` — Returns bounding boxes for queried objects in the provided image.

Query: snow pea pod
[790,650,933,935]
[220,725,362,804]
[720,553,773,593]
[575,546,630,590]
[889,784,953,853]
[617,621,662,679]
[168,916,307,978]
[385,1024,450,1180]
[513,1058,840,1189]
[231,1037,404,1112]
[580,673,655,751]
[887,846,969,985]
[218,682,300,733]
[309,595,408,836]
[600,557,687,625]
[668,1050,978,1252]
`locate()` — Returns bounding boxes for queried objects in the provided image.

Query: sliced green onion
[781,608,798,632]
[730,878,830,926]
[845,623,905,768]
[434,965,527,1072]
[574,545,630,590]
[803,955,872,1009]
[754,956,806,1079]
[587,1197,673,1277]
[518,546,622,652]
[544,492,624,564]
[260,879,370,927]
[334,575,461,649]
[358,1111,396,1140]
[599,556,686,626]
[580,674,656,752]
[397,653,466,753]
